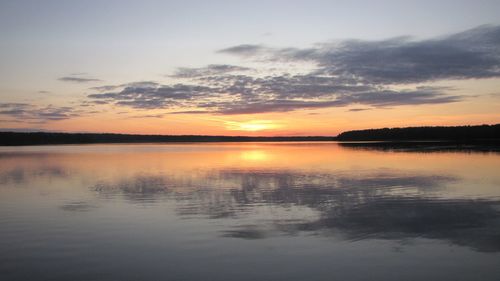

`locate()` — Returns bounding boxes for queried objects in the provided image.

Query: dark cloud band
[85,26,500,114]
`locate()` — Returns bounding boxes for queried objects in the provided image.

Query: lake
[1,142,499,281]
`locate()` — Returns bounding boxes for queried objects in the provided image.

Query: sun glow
[240,150,269,161]
[225,120,281,132]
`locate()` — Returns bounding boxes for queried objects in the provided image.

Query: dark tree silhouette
[0,132,335,146]
[337,124,500,141]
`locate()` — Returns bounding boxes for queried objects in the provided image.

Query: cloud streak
[58,73,102,83]
[0,103,80,123]
[217,44,268,57]
[171,64,251,78]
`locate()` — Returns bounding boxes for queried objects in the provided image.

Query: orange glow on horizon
[224,120,282,132]
[2,90,499,136]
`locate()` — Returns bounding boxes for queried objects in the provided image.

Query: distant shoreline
[1,124,499,146]
[0,132,336,146]
[336,124,500,141]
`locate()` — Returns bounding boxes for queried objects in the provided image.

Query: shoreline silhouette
[0,124,498,146]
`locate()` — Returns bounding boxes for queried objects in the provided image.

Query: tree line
[336,124,500,141]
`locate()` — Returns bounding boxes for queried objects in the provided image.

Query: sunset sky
[1,0,499,136]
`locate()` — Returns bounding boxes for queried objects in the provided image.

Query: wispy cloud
[217,44,268,57]
[0,103,80,123]
[168,110,210,115]
[88,84,216,109]
[171,64,251,78]
[348,108,371,112]
[59,77,101,83]
[126,114,165,119]
[90,81,158,92]
[58,73,102,83]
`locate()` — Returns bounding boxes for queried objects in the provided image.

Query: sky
[1,0,499,136]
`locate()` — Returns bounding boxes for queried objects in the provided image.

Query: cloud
[171,64,251,78]
[58,73,102,83]
[217,44,267,56]
[90,81,159,92]
[127,113,165,119]
[88,74,461,114]
[88,83,217,109]
[214,88,460,115]
[222,25,500,84]
[0,103,80,122]
[168,110,210,114]
[58,76,101,83]
[89,85,121,92]
[85,26,500,114]
[348,88,461,106]
[349,108,371,112]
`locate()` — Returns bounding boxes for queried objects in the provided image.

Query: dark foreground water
[1,142,499,281]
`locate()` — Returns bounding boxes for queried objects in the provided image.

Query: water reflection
[59,201,96,212]
[0,165,68,184]
[87,168,500,252]
[1,143,500,281]
[338,141,500,153]
[298,197,500,252]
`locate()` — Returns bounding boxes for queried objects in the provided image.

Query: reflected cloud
[88,167,500,252]
[221,225,269,240]
[295,197,500,252]
[0,165,68,184]
[92,175,171,202]
[59,201,96,212]
[3,147,498,253]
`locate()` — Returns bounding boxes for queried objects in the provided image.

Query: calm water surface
[1,142,499,281]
